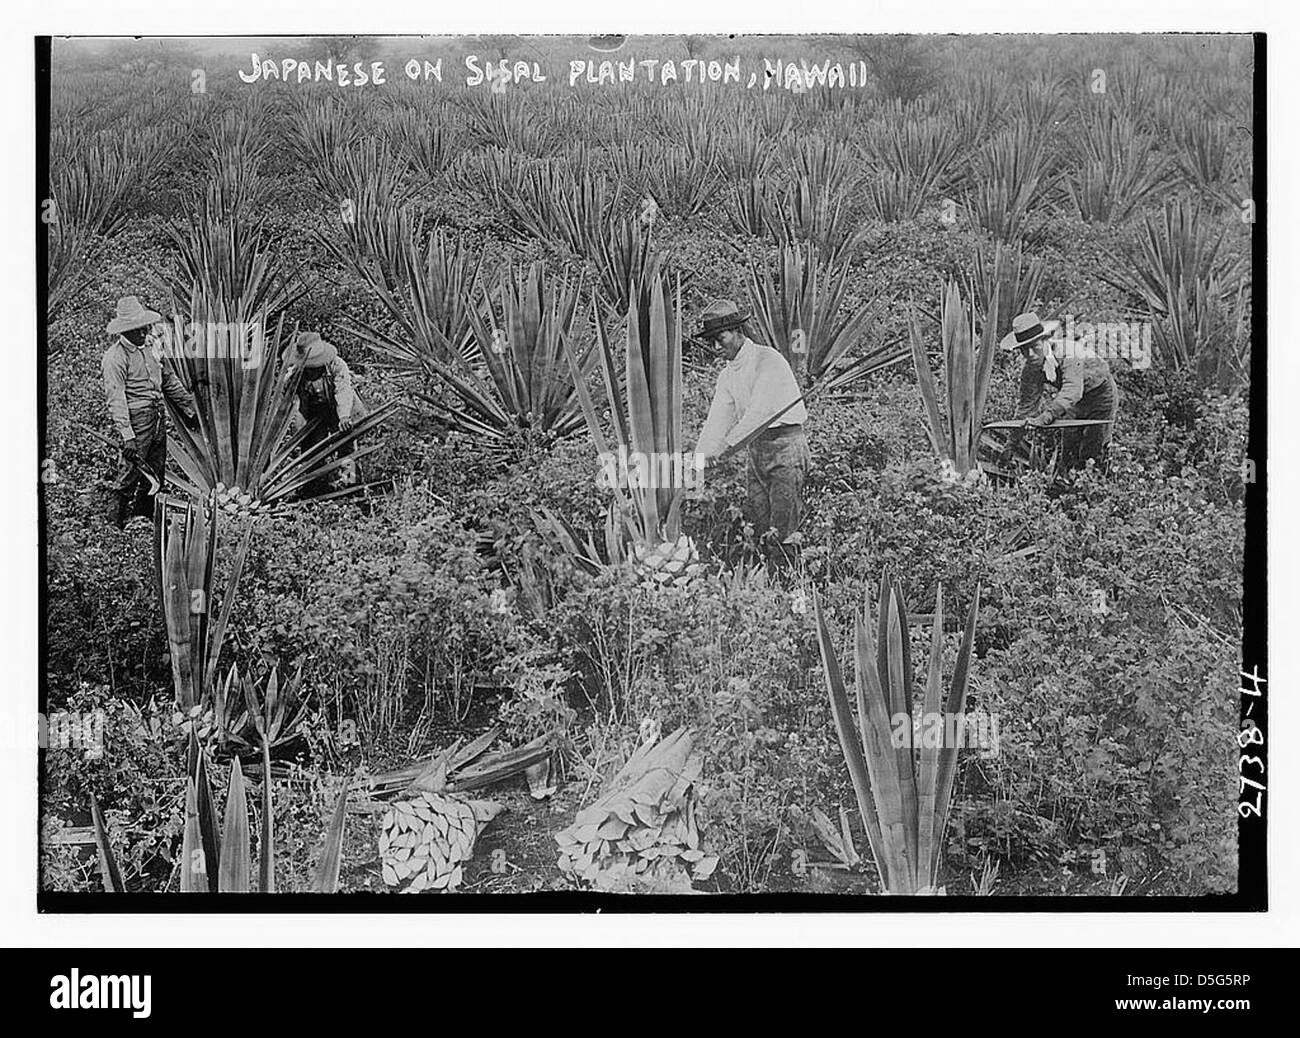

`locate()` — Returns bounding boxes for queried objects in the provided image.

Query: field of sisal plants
[44,34,1255,899]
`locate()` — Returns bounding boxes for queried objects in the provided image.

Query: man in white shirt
[694,299,810,546]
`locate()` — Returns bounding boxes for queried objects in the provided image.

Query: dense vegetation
[42,34,1252,896]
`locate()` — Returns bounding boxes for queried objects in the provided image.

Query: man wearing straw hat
[999,310,1118,471]
[288,331,366,493]
[101,296,198,528]
[694,299,809,547]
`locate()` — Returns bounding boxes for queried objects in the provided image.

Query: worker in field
[101,296,198,528]
[694,299,810,549]
[1001,311,1118,471]
[289,331,366,493]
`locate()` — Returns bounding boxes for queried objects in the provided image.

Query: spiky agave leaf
[813,574,982,893]
[745,242,902,391]
[167,211,298,327]
[1066,107,1174,225]
[309,781,351,894]
[592,215,655,317]
[866,114,963,206]
[766,177,861,267]
[907,279,998,475]
[164,314,393,507]
[1105,196,1248,380]
[217,757,252,892]
[724,176,772,237]
[915,584,945,887]
[963,123,1055,241]
[186,733,222,893]
[812,590,887,886]
[972,241,1041,343]
[89,794,125,893]
[180,777,208,893]
[853,592,916,893]
[286,96,361,187]
[562,256,686,551]
[344,225,486,368]
[384,99,460,181]
[156,496,253,708]
[45,223,98,324]
[422,262,594,449]
[908,298,946,460]
[48,132,144,239]
[928,584,980,885]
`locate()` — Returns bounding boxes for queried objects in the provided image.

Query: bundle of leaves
[556,727,719,890]
[379,793,503,893]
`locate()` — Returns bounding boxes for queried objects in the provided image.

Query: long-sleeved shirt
[695,339,808,459]
[296,357,357,422]
[1017,352,1113,421]
[102,337,196,441]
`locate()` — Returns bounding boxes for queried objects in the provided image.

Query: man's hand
[339,414,355,432]
[121,438,139,463]
[703,452,730,474]
[1024,413,1051,428]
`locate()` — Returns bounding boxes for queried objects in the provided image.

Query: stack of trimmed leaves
[555,727,719,891]
[379,794,502,893]
[367,727,555,894]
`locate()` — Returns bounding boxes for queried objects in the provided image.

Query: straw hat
[999,311,1060,352]
[291,331,338,367]
[106,296,161,335]
[696,299,751,342]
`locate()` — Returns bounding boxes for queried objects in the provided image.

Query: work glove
[121,438,139,463]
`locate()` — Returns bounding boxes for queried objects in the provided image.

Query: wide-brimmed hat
[696,299,750,342]
[106,296,161,335]
[290,330,338,367]
[999,311,1060,352]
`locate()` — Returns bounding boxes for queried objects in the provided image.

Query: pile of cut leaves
[555,727,718,892]
[365,728,555,894]
[379,794,502,893]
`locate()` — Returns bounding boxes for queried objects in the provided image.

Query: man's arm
[1016,362,1044,419]
[695,374,737,460]
[101,352,135,442]
[161,361,197,420]
[331,357,355,423]
[1042,360,1085,421]
[724,357,803,448]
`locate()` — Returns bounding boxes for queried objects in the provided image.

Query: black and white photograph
[31,25,1265,912]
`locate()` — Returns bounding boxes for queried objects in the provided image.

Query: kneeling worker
[289,331,366,493]
[693,300,809,546]
[1000,311,1118,471]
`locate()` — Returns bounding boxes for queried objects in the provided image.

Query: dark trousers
[107,406,164,527]
[1061,377,1118,471]
[300,403,355,495]
[746,427,810,543]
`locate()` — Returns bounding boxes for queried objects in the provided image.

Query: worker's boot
[107,491,131,530]
[131,483,156,520]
